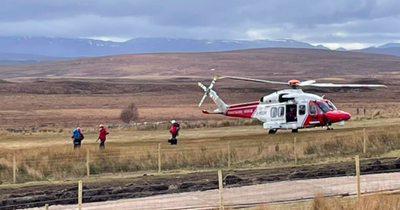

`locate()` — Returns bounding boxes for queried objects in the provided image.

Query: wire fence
[1,129,400,209]
[3,156,400,210]
[1,129,400,184]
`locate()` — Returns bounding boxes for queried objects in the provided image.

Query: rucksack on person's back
[73,129,80,139]
[170,126,176,134]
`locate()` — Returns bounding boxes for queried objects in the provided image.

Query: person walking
[71,127,84,149]
[168,120,180,145]
[96,124,109,149]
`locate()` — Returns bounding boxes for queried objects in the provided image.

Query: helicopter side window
[299,105,306,115]
[278,107,284,117]
[310,104,317,115]
[271,107,277,118]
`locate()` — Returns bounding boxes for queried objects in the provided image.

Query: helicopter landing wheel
[292,129,298,133]
[268,129,277,134]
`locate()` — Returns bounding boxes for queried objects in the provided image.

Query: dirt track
[1,157,400,209]
[27,172,400,210]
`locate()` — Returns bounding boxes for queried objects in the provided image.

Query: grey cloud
[0,0,400,47]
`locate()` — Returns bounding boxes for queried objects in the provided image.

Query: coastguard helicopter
[198,76,386,134]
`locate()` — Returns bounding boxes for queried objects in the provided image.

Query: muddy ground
[1,157,400,209]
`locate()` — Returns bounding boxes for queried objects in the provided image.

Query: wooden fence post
[363,128,367,154]
[294,137,297,165]
[355,155,360,200]
[78,180,82,210]
[86,149,90,177]
[13,155,16,184]
[158,143,161,173]
[218,170,224,210]
[228,141,231,170]
[45,204,49,210]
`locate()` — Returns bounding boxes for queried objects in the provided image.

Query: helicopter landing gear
[322,117,333,130]
[268,129,277,134]
[291,129,298,133]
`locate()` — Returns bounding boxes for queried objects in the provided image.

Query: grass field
[1,116,400,184]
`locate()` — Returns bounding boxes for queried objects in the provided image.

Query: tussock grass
[251,193,400,210]
[1,126,400,184]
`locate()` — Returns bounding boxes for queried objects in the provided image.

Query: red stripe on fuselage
[229,101,260,108]
[226,102,259,118]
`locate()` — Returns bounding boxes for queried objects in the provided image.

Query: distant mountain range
[0,36,400,65]
[353,44,400,56]
[0,36,328,58]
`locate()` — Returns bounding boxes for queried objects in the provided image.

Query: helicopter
[198,76,386,134]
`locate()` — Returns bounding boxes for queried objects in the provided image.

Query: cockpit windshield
[326,100,337,110]
[317,100,336,113]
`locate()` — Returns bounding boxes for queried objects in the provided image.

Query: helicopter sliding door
[285,104,297,123]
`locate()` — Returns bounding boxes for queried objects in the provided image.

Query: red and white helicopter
[198,76,386,134]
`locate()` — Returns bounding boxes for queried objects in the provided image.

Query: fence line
[2,154,400,210]
[4,128,400,185]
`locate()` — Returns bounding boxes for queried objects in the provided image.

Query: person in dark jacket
[168,120,180,145]
[71,127,84,149]
[96,124,109,149]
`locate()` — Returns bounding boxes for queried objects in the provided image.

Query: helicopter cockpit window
[278,107,284,117]
[271,107,277,118]
[326,101,337,110]
[310,104,317,115]
[299,105,306,115]
[317,102,333,113]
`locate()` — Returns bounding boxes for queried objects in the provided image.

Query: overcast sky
[1,0,400,49]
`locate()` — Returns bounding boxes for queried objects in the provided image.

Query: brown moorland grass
[248,193,400,210]
[0,89,398,128]
[1,48,400,79]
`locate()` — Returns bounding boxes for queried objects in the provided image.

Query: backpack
[79,133,84,140]
[170,126,176,134]
[73,129,80,140]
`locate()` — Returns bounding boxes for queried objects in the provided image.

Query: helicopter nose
[324,110,351,122]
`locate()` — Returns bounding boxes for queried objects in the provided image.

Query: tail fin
[198,77,228,114]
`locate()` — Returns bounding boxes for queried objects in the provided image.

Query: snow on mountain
[0,36,331,57]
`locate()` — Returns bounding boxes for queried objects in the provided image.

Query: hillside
[0,52,69,65]
[355,47,400,56]
[0,37,328,57]
[0,48,400,80]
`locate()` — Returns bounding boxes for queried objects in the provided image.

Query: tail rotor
[198,77,217,107]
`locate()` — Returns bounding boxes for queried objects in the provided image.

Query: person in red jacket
[168,120,180,145]
[96,124,109,149]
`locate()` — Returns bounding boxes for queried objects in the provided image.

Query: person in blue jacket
[71,127,84,149]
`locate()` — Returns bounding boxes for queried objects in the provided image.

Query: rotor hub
[288,79,300,89]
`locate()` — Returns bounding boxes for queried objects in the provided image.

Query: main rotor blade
[217,76,288,85]
[307,83,387,88]
[298,80,316,86]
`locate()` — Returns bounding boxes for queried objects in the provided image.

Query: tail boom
[224,101,259,118]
